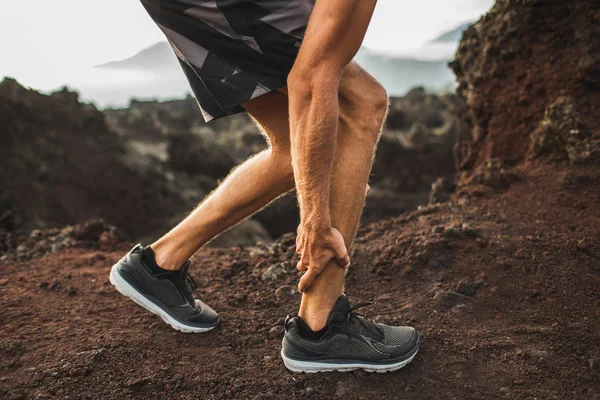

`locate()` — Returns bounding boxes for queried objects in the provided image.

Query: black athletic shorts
[139,0,315,122]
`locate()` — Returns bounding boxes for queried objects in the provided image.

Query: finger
[296,259,308,272]
[331,239,350,268]
[298,269,319,293]
[335,254,351,269]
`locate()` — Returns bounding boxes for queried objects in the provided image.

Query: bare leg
[297,64,389,330]
[151,91,295,270]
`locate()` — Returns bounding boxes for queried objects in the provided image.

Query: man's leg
[297,64,388,330]
[150,91,295,270]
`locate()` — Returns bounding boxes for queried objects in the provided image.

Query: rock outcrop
[0,78,191,240]
[451,0,600,186]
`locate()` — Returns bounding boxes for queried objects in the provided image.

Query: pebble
[275,285,298,298]
[434,290,471,309]
[589,357,600,371]
[49,279,60,291]
[576,239,589,251]
[261,264,288,281]
[456,279,477,296]
[269,325,284,337]
[431,226,444,234]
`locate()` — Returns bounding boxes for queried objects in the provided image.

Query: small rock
[431,226,444,235]
[66,286,78,296]
[590,357,600,371]
[261,263,288,281]
[73,219,111,241]
[461,223,477,237]
[48,279,60,291]
[576,239,590,251]
[443,224,463,238]
[434,290,471,310]
[99,231,120,246]
[126,377,151,392]
[456,279,477,296]
[269,325,284,337]
[499,387,510,393]
[429,178,456,204]
[228,292,247,306]
[275,285,298,298]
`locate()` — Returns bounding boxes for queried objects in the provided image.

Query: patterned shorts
[139,0,315,122]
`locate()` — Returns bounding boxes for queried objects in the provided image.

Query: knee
[340,75,389,142]
[364,81,389,129]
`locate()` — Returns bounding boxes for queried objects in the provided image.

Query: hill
[95,42,179,72]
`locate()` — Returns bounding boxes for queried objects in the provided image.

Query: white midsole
[281,349,418,373]
[109,264,216,333]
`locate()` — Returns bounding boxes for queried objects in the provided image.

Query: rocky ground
[1,0,599,399]
[1,163,599,400]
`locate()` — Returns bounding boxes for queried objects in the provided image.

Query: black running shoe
[281,294,419,373]
[109,244,219,333]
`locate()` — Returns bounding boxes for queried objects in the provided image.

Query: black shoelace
[341,301,384,340]
[184,273,202,304]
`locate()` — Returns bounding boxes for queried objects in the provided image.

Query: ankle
[148,243,184,271]
[298,307,330,331]
[298,314,327,332]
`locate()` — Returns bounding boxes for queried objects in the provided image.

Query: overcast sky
[0,0,494,91]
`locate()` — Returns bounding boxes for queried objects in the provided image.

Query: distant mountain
[95,42,179,72]
[353,22,473,94]
[354,47,455,95]
[82,23,472,107]
[428,22,472,44]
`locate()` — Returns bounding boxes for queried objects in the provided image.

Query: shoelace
[184,273,202,303]
[341,301,384,339]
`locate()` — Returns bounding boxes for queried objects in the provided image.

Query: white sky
[0,0,494,90]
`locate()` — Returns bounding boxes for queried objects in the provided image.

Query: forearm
[289,75,340,230]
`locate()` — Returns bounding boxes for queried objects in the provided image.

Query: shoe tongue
[178,260,191,275]
[326,294,351,326]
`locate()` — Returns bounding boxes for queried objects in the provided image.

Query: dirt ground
[1,164,599,400]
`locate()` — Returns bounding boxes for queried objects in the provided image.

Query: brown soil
[2,164,599,400]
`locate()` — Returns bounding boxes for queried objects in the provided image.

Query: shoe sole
[109,264,217,333]
[281,340,419,373]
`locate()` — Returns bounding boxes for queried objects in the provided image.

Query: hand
[295,224,351,293]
